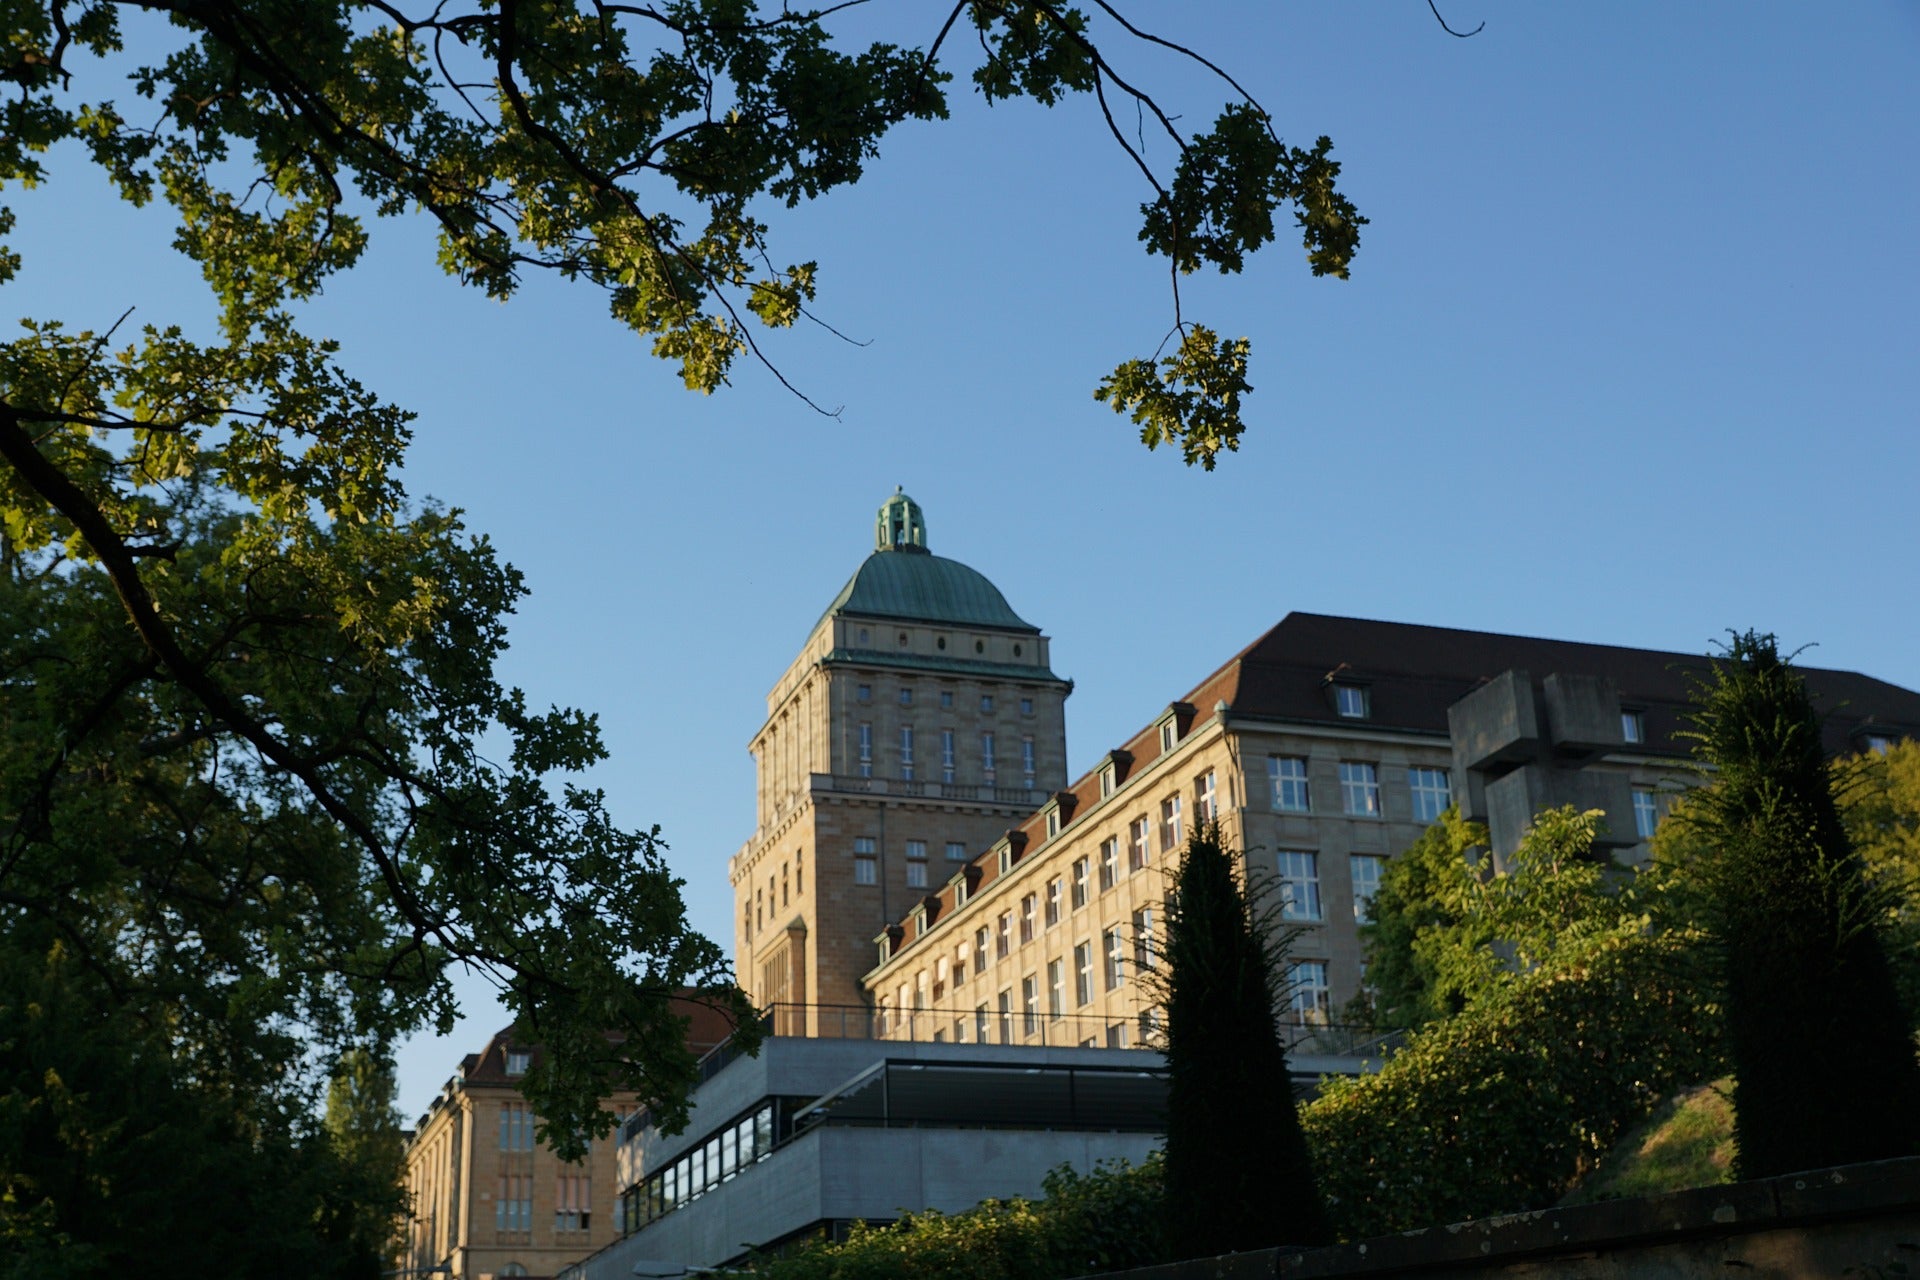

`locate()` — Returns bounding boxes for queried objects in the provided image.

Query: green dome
[819,489,1037,633]
[824,550,1037,633]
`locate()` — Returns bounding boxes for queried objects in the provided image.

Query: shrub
[1303,929,1721,1240]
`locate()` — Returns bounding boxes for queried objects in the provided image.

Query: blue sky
[10,2,1918,1119]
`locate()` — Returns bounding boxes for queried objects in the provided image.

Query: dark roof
[459,996,741,1087]
[818,548,1038,634]
[1212,613,1920,756]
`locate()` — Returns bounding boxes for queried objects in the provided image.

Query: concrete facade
[578,1037,1162,1278]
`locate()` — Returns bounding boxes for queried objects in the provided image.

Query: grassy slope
[1562,1079,1735,1204]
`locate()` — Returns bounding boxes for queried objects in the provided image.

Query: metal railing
[750,1002,1400,1059]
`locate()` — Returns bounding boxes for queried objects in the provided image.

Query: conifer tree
[1159,822,1331,1257]
[1685,632,1920,1178]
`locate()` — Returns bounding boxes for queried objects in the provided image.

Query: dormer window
[505,1049,530,1076]
[1334,684,1370,719]
[1866,734,1896,755]
[1098,763,1116,798]
[1045,806,1061,840]
[1158,719,1178,753]
[1621,710,1645,744]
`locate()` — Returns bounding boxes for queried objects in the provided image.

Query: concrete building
[577,1038,1164,1278]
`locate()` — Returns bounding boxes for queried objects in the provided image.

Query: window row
[1274,851,1387,925]
[849,837,970,889]
[622,1104,777,1233]
[1267,758,1451,821]
[880,911,1158,1031]
[858,725,1036,785]
[855,684,1038,717]
[746,849,806,938]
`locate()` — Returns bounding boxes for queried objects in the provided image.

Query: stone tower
[728,490,1071,1033]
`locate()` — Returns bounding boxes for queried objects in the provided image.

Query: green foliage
[1159,822,1329,1252]
[744,1156,1167,1280]
[1356,806,1486,1028]
[1094,326,1251,470]
[1840,739,1920,1024]
[1679,632,1920,1179]
[1306,928,1722,1240]
[1360,806,1645,1030]
[0,926,399,1279]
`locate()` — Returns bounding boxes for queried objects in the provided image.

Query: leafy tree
[1360,806,1645,1030]
[1158,822,1330,1255]
[0,0,1374,1259]
[1839,739,1920,1024]
[1356,806,1486,1029]
[1680,632,1920,1179]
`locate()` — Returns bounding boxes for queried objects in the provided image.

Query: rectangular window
[906,840,927,862]
[900,725,914,780]
[499,1101,534,1151]
[1106,1023,1128,1049]
[858,723,872,778]
[1098,837,1118,892]
[1099,764,1116,798]
[854,837,878,886]
[982,732,996,780]
[1159,720,1177,753]
[1044,877,1062,929]
[1159,795,1184,852]
[1022,975,1039,1035]
[505,1049,530,1076]
[1022,736,1036,786]
[1622,710,1645,744]
[1128,816,1150,871]
[1021,696,1034,715]
[940,690,954,710]
[857,683,871,703]
[1268,756,1310,812]
[1334,684,1369,718]
[1045,807,1061,839]
[942,730,956,784]
[1019,894,1036,945]
[998,988,1014,1042]
[899,686,913,705]
[1339,762,1381,817]
[997,911,1012,959]
[1074,941,1093,1006]
[1350,853,1384,923]
[1289,960,1332,1025]
[974,926,990,974]
[1277,851,1322,921]
[981,694,995,713]
[1634,787,1659,839]
[1070,857,1089,910]
[1132,907,1157,972]
[933,956,949,1002]
[1046,958,1064,1018]
[952,944,968,989]
[1409,767,1451,823]
[906,861,927,889]
[1103,927,1124,990]
[1194,771,1217,824]
[946,841,967,862]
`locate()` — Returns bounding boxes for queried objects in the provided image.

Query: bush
[1303,930,1721,1240]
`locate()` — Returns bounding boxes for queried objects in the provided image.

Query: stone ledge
[1088,1155,1920,1280]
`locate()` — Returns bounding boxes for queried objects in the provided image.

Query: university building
[735,492,1920,1048]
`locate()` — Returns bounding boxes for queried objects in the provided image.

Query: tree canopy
[0,0,1372,1261]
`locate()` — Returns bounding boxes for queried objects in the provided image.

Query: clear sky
[11,2,1918,1121]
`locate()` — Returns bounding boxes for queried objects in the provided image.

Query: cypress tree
[1686,632,1920,1178]
[1159,822,1332,1256]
